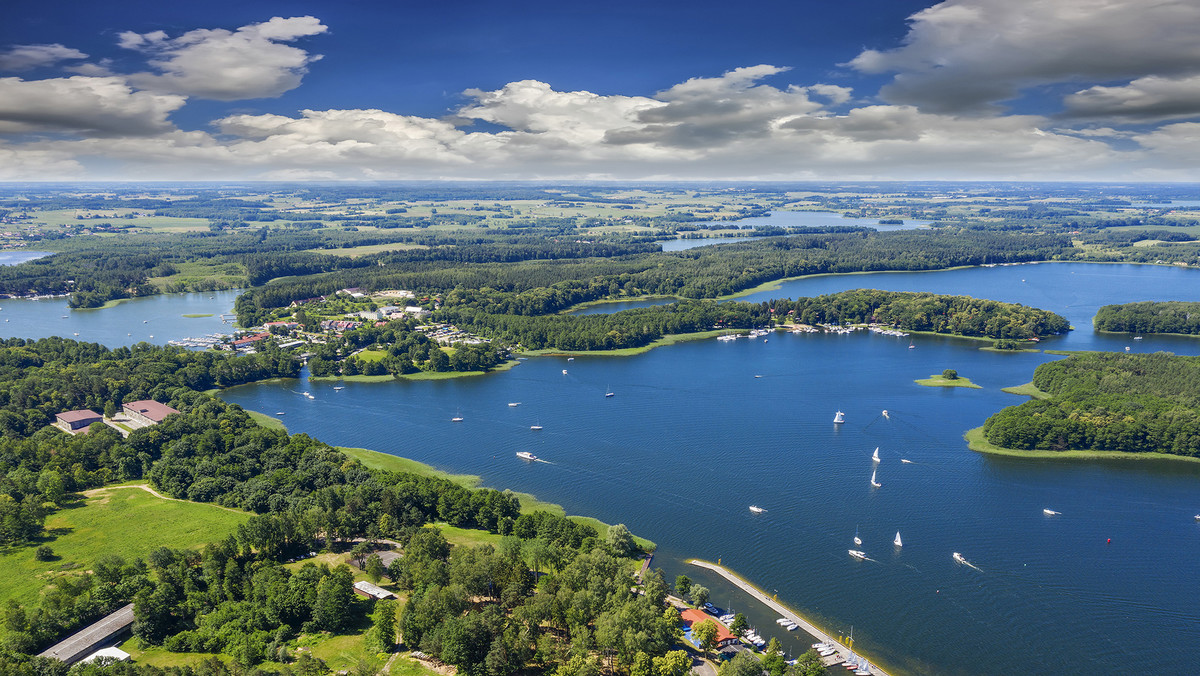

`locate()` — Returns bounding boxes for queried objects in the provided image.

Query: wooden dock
[688,560,892,676]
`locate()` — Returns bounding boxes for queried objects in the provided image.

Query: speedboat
[848,550,866,560]
[562,369,568,374]
[516,452,537,461]
[1043,508,1060,516]
[953,552,966,564]
[749,505,766,513]
[451,416,463,422]
[530,424,543,430]
[508,402,520,407]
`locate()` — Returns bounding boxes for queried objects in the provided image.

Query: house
[404,306,429,318]
[352,580,396,600]
[122,400,179,426]
[38,603,134,664]
[55,409,103,433]
[680,608,741,647]
[232,332,271,350]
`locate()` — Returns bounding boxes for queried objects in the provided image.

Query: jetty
[689,560,892,676]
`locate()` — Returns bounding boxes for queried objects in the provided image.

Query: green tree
[692,618,718,659]
[312,566,355,631]
[652,650,692,676]
[942,369,958,380]
[792,649,827,676]
[717,651,763,676]
[674,575,691,597]
[688,583,709,607]
[365,599,396,652]
[606,523,635,555]
[761,637,787,676]
[365,553,385,584]
[729,613,748,636]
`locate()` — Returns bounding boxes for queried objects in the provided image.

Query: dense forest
[982,352,1200,455]
[1094,301,1200,335]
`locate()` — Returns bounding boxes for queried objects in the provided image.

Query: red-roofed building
[680,608,741,647]
[123,400,179,426]
[232,332,271,350]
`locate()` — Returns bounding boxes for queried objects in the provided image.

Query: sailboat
[530,419,543,430]
[870,468,882,488]
[894,531,903,547]
[853,525,862,546]
[872,447,880,463]
[834,410,845,424]
[605,384,614,398]
[451,408,463,422]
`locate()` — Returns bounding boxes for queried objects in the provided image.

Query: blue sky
[2,0,1199,181]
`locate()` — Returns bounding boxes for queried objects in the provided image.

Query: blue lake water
[0,250,52,266]
[659,211,929,251]
[6,263,1200,674]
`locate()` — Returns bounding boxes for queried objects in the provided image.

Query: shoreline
[689,559,893,676]
[964,426,1200,464]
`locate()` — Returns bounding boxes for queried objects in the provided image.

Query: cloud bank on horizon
[1,0,1198,181]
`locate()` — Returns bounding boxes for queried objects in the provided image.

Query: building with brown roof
[55,409,103,433]
[122,400,179,426]
[680,608,741,647]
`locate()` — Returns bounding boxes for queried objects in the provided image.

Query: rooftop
[38,603,134,663]
[57,409,102,423]
[123,400,179,423]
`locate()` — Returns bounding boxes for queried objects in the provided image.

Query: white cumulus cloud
[847,0,1200,114]
[0,44,88,71]
[120,16,327,100]
[0,76,186,136]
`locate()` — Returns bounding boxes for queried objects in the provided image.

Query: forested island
[982,352,1200,457]
[1094,301,1200,335]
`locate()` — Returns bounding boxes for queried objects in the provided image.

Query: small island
[916,369,982,388]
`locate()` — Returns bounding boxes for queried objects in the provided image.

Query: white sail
[870,469,881,488]
[872,447,880,462]
[854,525,861,546]
[894,531,903,547]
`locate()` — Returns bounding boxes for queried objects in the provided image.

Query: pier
[688,560,892,676]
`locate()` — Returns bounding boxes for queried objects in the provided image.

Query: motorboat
[834,410,845,424]
[1043,508,1060,516]
[749,505,766,513]
[508,402,520,407]
[848,549,866,560]
[901,459,913,464]
[530,424,543,430]
[953,552,967,564]
[516,452,537,461]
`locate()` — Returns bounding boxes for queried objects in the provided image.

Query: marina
[690,560,892,676]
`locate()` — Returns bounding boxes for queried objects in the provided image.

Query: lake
[8,263,1200,675]
[659,211,930,251]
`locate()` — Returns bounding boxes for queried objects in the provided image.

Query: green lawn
[338,447,481,489]
[2,486,250,608]
[1000,382,1052,399]
[246,410,288,432]
[915,374,982,388]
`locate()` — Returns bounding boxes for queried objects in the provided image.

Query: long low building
[38,603,135,664]
[122,400,179,426]
[55,409,103,433]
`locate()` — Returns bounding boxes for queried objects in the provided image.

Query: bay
[658,211,930,252]
[215,262,1200,676]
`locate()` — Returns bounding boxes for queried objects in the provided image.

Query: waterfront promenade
[688,560,892,676]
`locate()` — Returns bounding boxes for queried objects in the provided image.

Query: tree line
[1094,301,1200,335]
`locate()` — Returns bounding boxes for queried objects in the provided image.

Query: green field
[1000,382,1052,398]
[964,426,1200,463]
[305,242,428,257]
[1,485,250,608]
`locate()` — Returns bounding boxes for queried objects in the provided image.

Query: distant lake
[660,211,929,251]
[0,250,51,266]
[218,262,1200,676]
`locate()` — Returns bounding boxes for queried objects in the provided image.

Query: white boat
[530,423,543,430]
[834,410,845,424]
[1134,336,1143,340]
[749,505,766,513]
[508,402,520,407]
[870,468,881,488]
[275,412,285,415]
[882,409,889,418]
[516,451,537,461]
[894,531,903,547]
[451,416,463,422]
[872,447,880,463]
[333,386,344,390]
[953,552,966,564]
[605,384,614,397]
[854,525,861,546]
[776,618,789,625]
[848,549,866,560]
[784,622,797,631]
[567,357,574,361]
[1195,514,1200,521]
[901,459,913,464]
[1043,508,1060,516]
[818,648,837,657]
[562,369,568,374]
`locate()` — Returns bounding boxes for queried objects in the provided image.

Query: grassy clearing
[1,486,250,608]
[1000,382,1052,399]
[120,637,231,669]
[437,523,506,549]
[964,427,1200,463]
[356,348,388,362]
[388,656,444,676]
[915,374,982,388]
[147,260,247,292]
[246,410,287,432]
[338,447,481,489]
[518,330,730,358]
